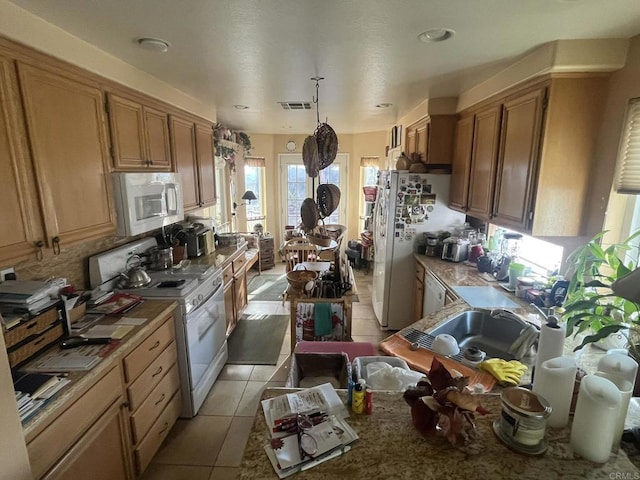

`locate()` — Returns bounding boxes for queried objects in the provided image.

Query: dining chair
[282,238,319,272]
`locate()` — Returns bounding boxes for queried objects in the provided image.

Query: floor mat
[247,274,288,302]
[227,314,289,365]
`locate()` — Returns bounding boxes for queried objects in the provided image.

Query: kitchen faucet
[489,308,540,360]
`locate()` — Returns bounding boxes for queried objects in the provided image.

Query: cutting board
[452,286,519,309]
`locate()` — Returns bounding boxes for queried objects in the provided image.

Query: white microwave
[112,172,184,236]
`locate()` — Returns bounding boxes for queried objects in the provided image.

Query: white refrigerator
[372,171,465,330]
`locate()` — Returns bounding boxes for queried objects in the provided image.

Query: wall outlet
[0,267,15,282]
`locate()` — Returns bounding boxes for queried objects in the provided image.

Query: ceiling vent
[278,101,312,110]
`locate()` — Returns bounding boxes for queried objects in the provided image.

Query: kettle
[117,255,152,289]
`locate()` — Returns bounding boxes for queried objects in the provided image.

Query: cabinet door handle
[35,240,44,261]
[52,236,61,255]
[155,393,166,406]
[158,422,169,435]
[149,340,161,351]
[152,366,164,377]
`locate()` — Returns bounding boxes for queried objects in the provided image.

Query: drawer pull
[26,321,38,330]
[152,366,164,377]
[33,337,45,346]
[149,340,161,351]
[155,393,166,406]
[158,422,169,435]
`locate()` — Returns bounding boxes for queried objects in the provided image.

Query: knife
[59,336,111,349]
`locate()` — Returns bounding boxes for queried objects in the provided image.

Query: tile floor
[141,262,389,480]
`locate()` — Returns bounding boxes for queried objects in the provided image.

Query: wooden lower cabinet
[234,267,247,323]
[41,400,131,480]
[224,281,236,335]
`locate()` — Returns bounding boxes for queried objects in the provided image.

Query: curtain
[245,156,266,167]
[360,156,380,167]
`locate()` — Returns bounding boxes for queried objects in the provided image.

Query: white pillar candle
[532,356,577,428]
[595,371,633,450]
[570,375,622,463]
[597,352,638,391]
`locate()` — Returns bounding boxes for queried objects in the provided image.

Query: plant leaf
[572,324,628,351]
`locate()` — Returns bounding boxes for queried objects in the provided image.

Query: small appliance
[441,238,469,262]
[112,172,184,236]
[186,224,212,258]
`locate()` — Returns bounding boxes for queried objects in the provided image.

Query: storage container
[353,356,416,390]
[286,352,349,389]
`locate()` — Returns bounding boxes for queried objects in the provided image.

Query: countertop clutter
[239,389,639,479]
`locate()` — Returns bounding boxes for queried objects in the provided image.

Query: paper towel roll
[532,356,576,428]
[570,375,621,463]
[532,319,566,390]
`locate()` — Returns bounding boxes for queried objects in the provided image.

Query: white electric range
[89,238,227,418]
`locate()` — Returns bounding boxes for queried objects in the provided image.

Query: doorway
[279,153,348,229]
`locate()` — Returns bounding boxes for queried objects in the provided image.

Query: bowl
[286,270,318,292]
[432,333,460,356]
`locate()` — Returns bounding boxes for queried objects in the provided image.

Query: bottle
[364,388,373,415]
[346,362,354,406]
[352,379,365,414]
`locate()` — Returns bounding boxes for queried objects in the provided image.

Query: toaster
[441,239,469,262]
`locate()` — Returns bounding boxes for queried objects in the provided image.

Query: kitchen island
[239,388,639,478]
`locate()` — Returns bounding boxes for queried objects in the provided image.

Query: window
[212,157,230,232]
[244,158,266,232]
[488,225,564,275]
[360,157,379,227]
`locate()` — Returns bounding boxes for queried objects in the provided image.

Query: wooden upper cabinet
[449,116,474,212]
[466,104,502,220]
[195,123,216,206]
[17,62,116,248]
[492,87,546,231]
[169,115,199,211]
[405,114,456,166]
[0,55,44,264]
[107,93,171,171]
[415,123,428,164]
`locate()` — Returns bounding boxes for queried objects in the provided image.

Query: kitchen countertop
[238,388,639,479]
[190,241,248,270]
[20,299,177,442]
[380,255,609,387]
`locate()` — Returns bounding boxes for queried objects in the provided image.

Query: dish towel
[314,303,333,337]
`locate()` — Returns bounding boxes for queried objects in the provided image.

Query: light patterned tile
[153,416,232,466]
[199,380,247,416]
[235,381,266,417]
[218,364,254,381]
[209,467,240,480]
[215,416,255,467]
[141,464,212,480]
[352,319,385,335]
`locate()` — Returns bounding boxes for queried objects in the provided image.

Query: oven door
[184,282,226,394]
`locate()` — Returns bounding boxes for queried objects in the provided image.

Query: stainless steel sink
[429,309,537,360]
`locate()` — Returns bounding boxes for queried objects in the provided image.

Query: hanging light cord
[311,76,324,127]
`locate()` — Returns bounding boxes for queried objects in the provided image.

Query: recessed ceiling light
[376,103,392,109]
[136,37,170,53]
[417,28,455,43]
[233,105,249,110]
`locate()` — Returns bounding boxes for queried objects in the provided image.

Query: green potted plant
[563,230,640,360]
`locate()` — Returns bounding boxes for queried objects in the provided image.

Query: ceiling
[8,0,640,134]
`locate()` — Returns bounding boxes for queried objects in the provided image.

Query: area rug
[227,314,289,365]
[247,274,288,302]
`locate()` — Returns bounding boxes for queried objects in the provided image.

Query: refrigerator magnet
[421,193,436,205]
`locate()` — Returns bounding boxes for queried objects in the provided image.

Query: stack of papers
[30,355,100,372]
[86,292,143,315]
[261,383,358,478]
[12,372,71,423]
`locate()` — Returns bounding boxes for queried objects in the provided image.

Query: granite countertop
[191,241,248,270]
[380,255,610,386]
[239,388,639,479]
[21,299,177,442]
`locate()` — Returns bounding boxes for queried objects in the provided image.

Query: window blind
[615,98,640,194]
[245,156,265,167]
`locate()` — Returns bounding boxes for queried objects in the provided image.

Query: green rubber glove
[479,358,528,385]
